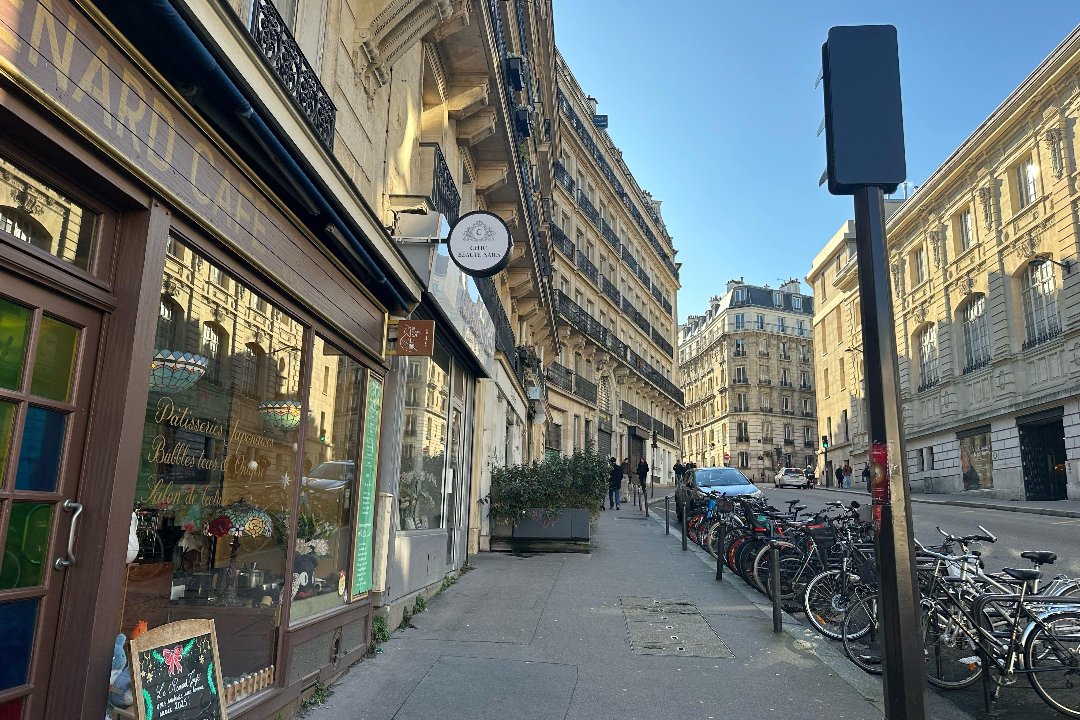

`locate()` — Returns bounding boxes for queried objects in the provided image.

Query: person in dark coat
[636,458,649,494]
[608,457,623,510]
[834,465,845,488]
[673,460,685,485]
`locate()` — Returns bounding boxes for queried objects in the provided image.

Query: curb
[812,486,1080,519]
[643,504,976,720]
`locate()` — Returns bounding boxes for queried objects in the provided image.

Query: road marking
[1051,518,1080,525]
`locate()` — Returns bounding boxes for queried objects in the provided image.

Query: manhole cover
[620,597,733,658]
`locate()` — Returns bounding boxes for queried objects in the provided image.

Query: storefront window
[123,237,303,690]
[958,428,993,490]
[290,337,365,623]
[398,343,451,530]
[0,153,98,271]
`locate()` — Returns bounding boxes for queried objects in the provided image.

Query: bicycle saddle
[1020,550,1057,565]
[1002,567,1041,583]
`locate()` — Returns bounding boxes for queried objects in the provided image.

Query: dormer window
[773,292,783,307]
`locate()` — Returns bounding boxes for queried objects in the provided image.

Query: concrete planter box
[491,508,592,550]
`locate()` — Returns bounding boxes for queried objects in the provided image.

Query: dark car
[675,466,761,520]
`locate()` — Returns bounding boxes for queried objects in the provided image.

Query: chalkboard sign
[351,371,383,599]
[129,619,227,720]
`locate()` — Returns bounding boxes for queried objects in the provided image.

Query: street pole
[854,185,928,719]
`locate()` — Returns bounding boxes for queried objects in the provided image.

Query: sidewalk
[812,484,1080,518]
[303,508,971,720]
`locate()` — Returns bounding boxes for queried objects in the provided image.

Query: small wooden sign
[388,319,435,356]
[130,619,228,720]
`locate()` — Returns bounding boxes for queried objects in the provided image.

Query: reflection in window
[0,153,98,271]
[398,344,451,530]
[291,337,365,623]
[125,238,303,694]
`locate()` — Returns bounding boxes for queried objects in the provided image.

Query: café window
[0,152,98,271]
[398,344,452,530]
[125,237,304,691]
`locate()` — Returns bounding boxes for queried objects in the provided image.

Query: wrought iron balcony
[637,265,651,290]
[577,190,600,226]
[601,220,621,250]
[429,144,460,225]
[662,297,673,316]
[551,225,575,260]
[1022,325,1062,351]
[803,441,815,448]
[250,0,336,150]
[733,349,747,357]
[651,285,664,305]
[736,435,751,443]
[758,350,770,358]
[962,357,992,375]
[622,246,639,273]
[784,439,795,446]
[733,377,750,385]
[576,250,599,285]
[651,328,673,358]
[917,377,940,393]
[601,276,621,306]
[553,160,576,194]
[758,378,772,385]
[573,374,598,404]
[546,362,573,394]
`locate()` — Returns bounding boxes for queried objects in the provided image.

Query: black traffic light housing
[821,435,829,450]
[821,25,906,195]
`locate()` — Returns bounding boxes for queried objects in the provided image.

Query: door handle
[54,500,83,570]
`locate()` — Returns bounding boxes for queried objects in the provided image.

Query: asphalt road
[646,485,1080,720]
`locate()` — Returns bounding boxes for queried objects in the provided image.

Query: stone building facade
[544,52,683,477]
[679,280,816,479]
[886,26,1080,502]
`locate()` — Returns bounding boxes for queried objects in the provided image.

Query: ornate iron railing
[576,250,599,285]
[601,220,621,250]
[577,191,600,226]
[637,265,651,290]
[1022,325,1062,351]
[546,362,574,394]
[553,161,576,194]
[429,144,460,225]
[962,357,992,375]
[250,0,336,150]
[601,276,621,306]
[573,374,598,404]
[551,224,575,259]
[476,276,523,388]
[651,328,673,357]
[622,245,639,273]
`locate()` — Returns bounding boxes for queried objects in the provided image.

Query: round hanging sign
[446,211,513,278]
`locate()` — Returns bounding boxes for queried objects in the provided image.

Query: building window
[803,425,812,442]
[734,366,748,383]
[756,314,765,330]
[841,410,849,441]
[1021,259,1060,347]
[761,421,772,440]
[926,446,935,470]
[780,368,790,387]
[784,423,793,440]
[734,314,745,330]
[961,295,991,372]
[734,339,746,356]
[760,393,771,411]
[800,371,810,389]
[202,323,224,383]
[839,356,847,390]
[779,341,789,359]
[773,291,783,307]
[917,323,939,390]
[913,246,927,285]
[1016,157,1037,210]
[782,396,791,412]
[957,209,974,253]
[737,421,749,442]
[738,451,750,468]
[796,320,805,336]
[802,398,811,414]
[823,368,829,397]
[735,393,748,412]
[777,317,786,333]
[793,296,803,311]
[734,287,746,302]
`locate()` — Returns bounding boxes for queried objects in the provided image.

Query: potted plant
[488,448,607,547]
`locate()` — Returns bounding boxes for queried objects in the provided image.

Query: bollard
[770,541,782,632]
[664,495,670,535]
[681,502,688,551]
[715,517,725,581]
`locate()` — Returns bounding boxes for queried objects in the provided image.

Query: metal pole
[854,185,928,719]
[681,501,688,551]
[769,541,782,632]
[665,495,670,535]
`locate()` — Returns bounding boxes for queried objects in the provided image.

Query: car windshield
[695,469,751,487]
[309,462,351,480]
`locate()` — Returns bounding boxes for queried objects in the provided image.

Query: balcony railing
[736,435,750,443]
[917,377,940,393]
[601,220,621,250]
[477,276,523,388]
[250,0,337,150]
[779,381,792,388]
[637,265,651,290]
[573,374,598,404]
[427,144,461,225]
[601,276,621,306]
[576,250,599,285]
[551,225,575,260]
[733,378,750,385]
[662,297,673,316]
[803,441,815,448]
[651,328,673,358]
[1022,325,1062,351]
[622,245,639,273]
[651,285,664,305]
[801,411,814,418]
[784,439,795,446]
[553,160,576,194]
[577,191,600,226]
[779,354,792,361]
[758,378,772,385]
[546,362,573,394]
[733,349,747,357]
[758,350,770,358]
[962,357,992,375]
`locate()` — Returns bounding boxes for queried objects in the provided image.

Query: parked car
[774,467,810,489]
[302,461,355,491]
[675,466,761,520]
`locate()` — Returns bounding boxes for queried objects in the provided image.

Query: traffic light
[821,435,829,451]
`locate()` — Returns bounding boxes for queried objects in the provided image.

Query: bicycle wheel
[735,539,762,585]
[1024,610,1080,717]
[921,603,983,690]
[842,595,882,675]
[805,570,870,640]
[702,521,721,558]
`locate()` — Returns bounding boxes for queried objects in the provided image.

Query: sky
[551,1,1080,322]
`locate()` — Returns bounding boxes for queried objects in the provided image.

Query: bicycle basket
[714,497,735,514]
[807,527,837,550]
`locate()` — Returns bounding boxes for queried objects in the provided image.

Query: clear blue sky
[552,1,1080,322]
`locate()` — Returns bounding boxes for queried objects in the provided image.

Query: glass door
[0,270,101,720]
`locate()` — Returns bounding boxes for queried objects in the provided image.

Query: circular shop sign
[447,211,513,278]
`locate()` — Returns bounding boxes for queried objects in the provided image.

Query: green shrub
[488,448,608,525]
[399,606,412,629]
[413,595,427,613]
[371,615,390,644]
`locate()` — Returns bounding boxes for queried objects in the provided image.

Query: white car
[774,467,810,489]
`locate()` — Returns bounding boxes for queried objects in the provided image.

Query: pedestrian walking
[636,458,649,497]
[621,457,632,502]
[607,457,623,510]
[843,460,853,489]
[673,459,685,486]
[834,465,844,488]
[862,463,871,493]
